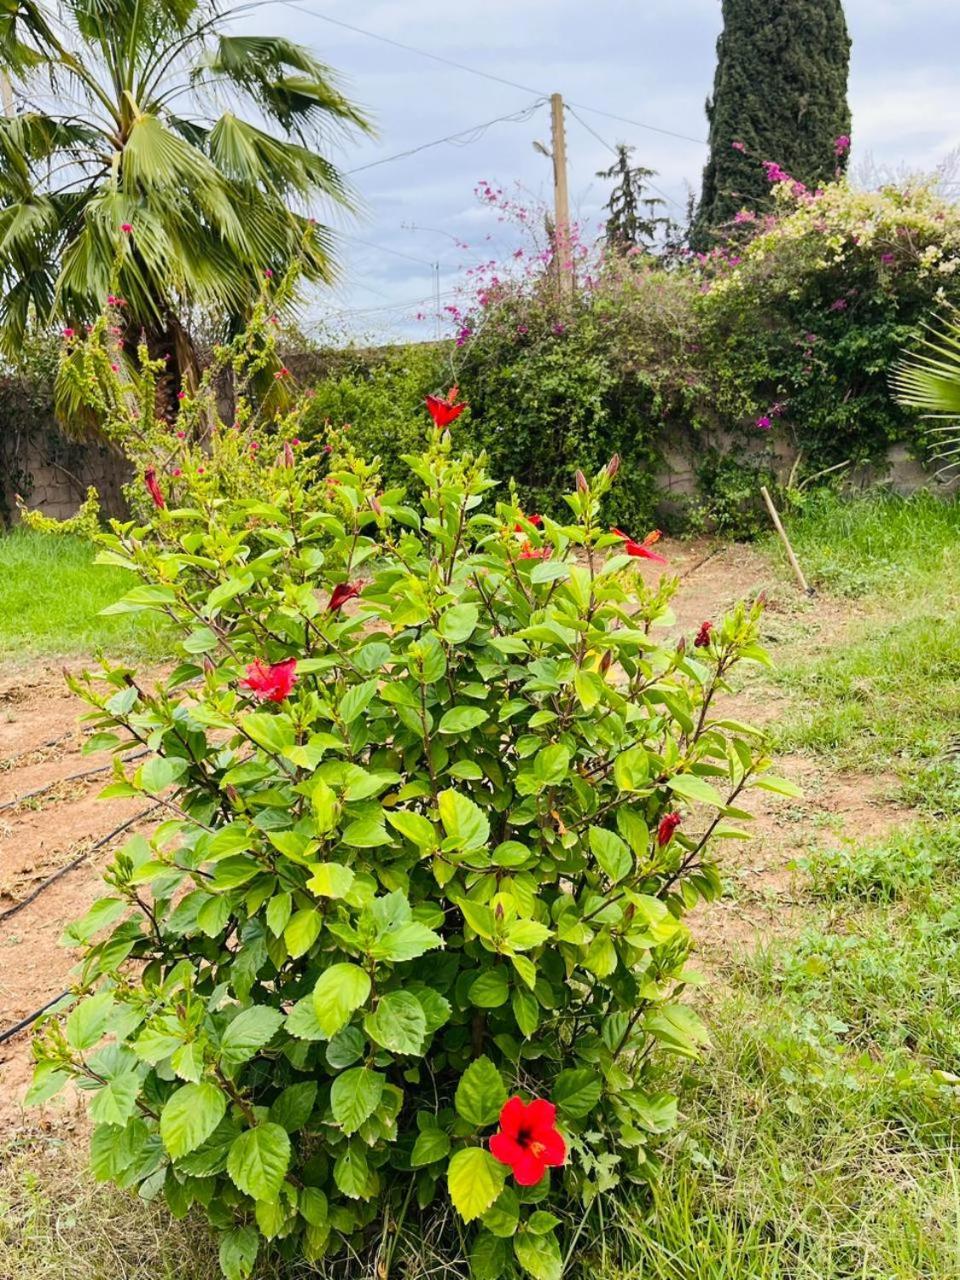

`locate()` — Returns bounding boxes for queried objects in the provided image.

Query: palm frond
[892,309,960,472]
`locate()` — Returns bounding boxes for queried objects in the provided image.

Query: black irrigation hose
[677,543,725,583]
[0,748,149,813]
[0,732,72,773]
[0,804,159,926]
[0,991,70,1046]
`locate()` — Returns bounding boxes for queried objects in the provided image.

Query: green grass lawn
[0,528,169,661]
[767,490,960,775]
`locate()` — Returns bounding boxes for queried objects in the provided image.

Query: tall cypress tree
[691,0,851,249]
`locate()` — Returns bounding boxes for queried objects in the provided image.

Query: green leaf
[667,773,725,807]
[532,743,570,787]
[160,1082,227,1158]
[411,1127,451,1167]
[89,1070,141,1126]
[284,908,322,959]
[364,991,427,1055]
[469,968,510,1009]
[515,1229,563,1280]
[340,679,378,724]
[574,669,604,711]
[341,811,390,848]
[386,809,438,849]
[753,774,803,798]
[65,991,114,1051]
[448,1147,506,1223]
[439,603,479,643]
[470,1231,510,1280]
[439,706,489,734]
[218,1226,259,1280]
[139,756,189,793]
[369,922,443,963]
[306,862,355,899]
[334,1144,372,1199]
[312,964,371,1037]
[589,826,633,883]
[552,1067,602,1118]
[269,1081,318,1133]
[242,712,295,754]
[613,746,650,792]
[330,1067,385,1134]
[455,1055,507,1127]
[438,788,490,852]
[227,1123,291,1201]
[220,1006,283,1068]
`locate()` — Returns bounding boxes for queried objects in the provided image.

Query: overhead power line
[565,105,686,211]
[345,100,545,176]
[287,5,707,147]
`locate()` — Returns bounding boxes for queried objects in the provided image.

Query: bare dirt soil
[0,538,910,1133]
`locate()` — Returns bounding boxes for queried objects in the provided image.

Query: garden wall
[16,437,131,522]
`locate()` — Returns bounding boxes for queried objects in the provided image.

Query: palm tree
[892,311,960,475]
[0,0,370,396]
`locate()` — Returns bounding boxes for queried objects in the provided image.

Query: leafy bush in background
[29,344,787,1277]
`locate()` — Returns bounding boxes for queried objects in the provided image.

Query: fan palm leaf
[0,0,371,391]
[892,310,960,472]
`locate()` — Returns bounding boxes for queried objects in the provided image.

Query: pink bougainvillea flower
[239,657,297,703]
[328,581,362,612]
[425,387,467,429]
[490,1097,566,1187]
[834,134,851,158]
[611,527,667,563]
[694,620,714,648]
[756,415,772,430]
[144,467,165,510]
[120,222,133,234]
[657,811,682,846]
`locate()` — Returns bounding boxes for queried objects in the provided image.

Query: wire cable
[345,101,545,176]
[287,5,708,147]
[565,105,687,211]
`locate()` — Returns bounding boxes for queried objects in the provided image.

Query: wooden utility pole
[550,92,573,296]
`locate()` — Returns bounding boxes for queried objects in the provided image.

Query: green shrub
[30,355,786,1277]
[298,344,444,490]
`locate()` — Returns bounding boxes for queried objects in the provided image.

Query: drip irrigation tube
[0,991,70,1046]
[0,748,149,813]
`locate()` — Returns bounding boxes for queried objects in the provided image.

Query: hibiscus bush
[29,382,790,1278]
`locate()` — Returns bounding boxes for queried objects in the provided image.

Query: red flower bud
[657,811,682,846]
[575,470,588,493]
[694,620,714,648]
[144,467,165,510]
[607,453,621,478]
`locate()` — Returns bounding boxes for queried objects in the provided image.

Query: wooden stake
[761,485,813,595]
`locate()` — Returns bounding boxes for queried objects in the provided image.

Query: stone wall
[17,436,131,522]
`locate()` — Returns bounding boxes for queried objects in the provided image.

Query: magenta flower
[763,161,789,184]
[834,134,851,158]
[829,298,848,312]
[756,416,772,430]
[731,140,747,153]
[120,222,133,234]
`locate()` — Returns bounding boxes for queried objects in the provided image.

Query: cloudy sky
[236,0,960,342]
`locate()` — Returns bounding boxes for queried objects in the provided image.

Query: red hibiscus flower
[611,527,667,563]
[489,1096,566,1187]
[694,620,714,648]
[239,657,297,703]
[144,467,165,510]
[328,581,362,612]
[514,513,544,531]
[657,811,682,846]
[425,386,467,429]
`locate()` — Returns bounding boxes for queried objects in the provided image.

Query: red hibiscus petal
[489,1132,524,1167]
[537,1128,567,1166]
[497,1095,526,1139]
[512,1149,547,1187]
[524,1099,557,1130]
